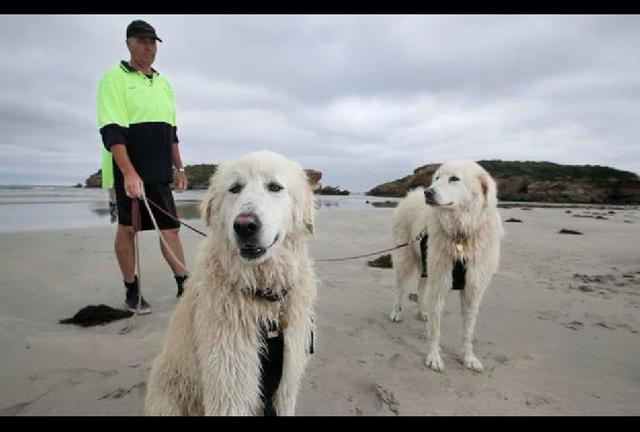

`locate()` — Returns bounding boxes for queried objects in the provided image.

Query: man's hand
[124,172,144,198]
[174,171,188,193]
[110,144,143,198]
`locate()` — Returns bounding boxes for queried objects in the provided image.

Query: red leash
[131,198,141,233]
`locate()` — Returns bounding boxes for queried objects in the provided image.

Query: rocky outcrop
[367,161,640,204]
[85,170,102,188]
[367,164,439,197]
[511,178,640,204]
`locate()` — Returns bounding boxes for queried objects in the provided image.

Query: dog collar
[246,286,289,303]
[244,286,290,332]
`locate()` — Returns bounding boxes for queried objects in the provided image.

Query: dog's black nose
[234,213,261,239]
[424,188,435,203]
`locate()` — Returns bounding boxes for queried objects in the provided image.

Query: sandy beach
[0,204,639,415]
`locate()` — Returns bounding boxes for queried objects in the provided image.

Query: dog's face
[424,160,497,210]
[201,150,315,263]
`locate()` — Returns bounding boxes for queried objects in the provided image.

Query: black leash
[143,195,429,264]
[315,229,429,263]
[144,196,208,237]
[143,199,461,289]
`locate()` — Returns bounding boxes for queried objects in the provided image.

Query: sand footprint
[98,382,146,400]
[561,320,584,331]
[524,392,557,408]
[28,368,118,383]
[374,384,400,415]
[535,310,561,322]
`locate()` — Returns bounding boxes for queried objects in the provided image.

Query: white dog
[145,150,317,416]
[389,160,503,373]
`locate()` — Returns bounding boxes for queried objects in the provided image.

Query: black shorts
[115,182,180,231]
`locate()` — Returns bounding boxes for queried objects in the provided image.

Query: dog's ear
[199,186,215,227]
[478,170,498,208]
[293,167,316,236]
[480,176,488,195]
[301,182,316,235]
[199,165,224,227]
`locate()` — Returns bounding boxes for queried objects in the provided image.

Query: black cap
[126,20,162,42]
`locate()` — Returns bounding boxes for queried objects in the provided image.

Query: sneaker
[124,277,152,314]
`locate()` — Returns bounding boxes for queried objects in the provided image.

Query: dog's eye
[228,183,243,194]
[267,182,283,192]
[449,176,460,182]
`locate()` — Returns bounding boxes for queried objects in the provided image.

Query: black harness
[258,318,284,416]
[451,259,467,291]
[419,234,467,291]
[248,287,314,416]
[420,234,429,278]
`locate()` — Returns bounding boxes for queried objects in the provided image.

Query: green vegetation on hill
[183,164,217,189]
[476,160,638,181]
[317,185,350,195]
[369,159,640,203]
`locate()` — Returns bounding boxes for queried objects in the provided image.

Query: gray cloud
[0,14,639,191]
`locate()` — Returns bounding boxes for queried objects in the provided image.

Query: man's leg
[159,228,187,274]
[149,182,189,296]
[159,228,189,297]
[115,224,136,283]
[115,223,151,313]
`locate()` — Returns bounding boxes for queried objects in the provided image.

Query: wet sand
[0,205,639,415]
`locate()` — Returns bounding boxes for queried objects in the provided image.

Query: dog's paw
[425,351,444,372]
[389,308,404,322]
[464,355,484,373]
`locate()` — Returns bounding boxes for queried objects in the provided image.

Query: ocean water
[0,186,399,233]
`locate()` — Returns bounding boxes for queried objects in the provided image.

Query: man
[101,147,117,223]
[97,20,189,314]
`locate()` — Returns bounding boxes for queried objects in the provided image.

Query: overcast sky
[1,14,639,191]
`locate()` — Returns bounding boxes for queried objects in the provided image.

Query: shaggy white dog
[389,160,503,373]
[145,150,317,416]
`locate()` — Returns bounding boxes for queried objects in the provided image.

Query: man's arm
[172,142,188,193]
[97,74,143,198]
[111,144,144,198]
